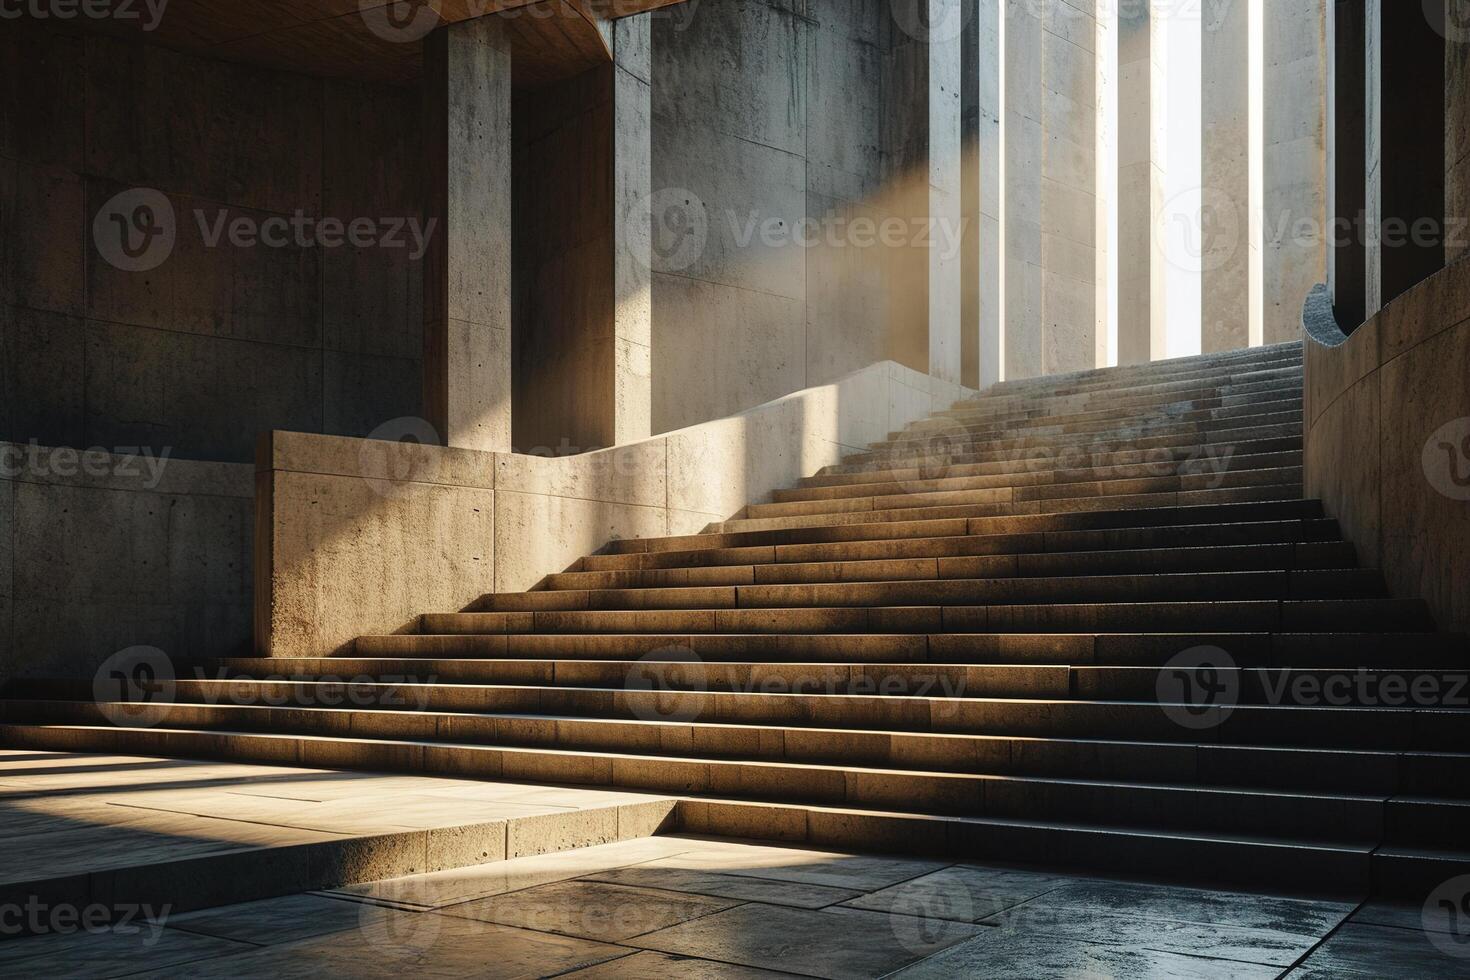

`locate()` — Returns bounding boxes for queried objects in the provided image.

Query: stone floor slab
[443,879,741,941]
[840,865,1075,921]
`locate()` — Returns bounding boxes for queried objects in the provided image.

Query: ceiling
[52,0,687,87]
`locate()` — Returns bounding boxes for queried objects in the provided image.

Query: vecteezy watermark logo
[1424,875,1470,958]
[643,188,708,273]
[0,442,171,489]
[1423,418,1470,502]
[92,188,175,273]
[0,898,171,941]
[92,646,176,728]
[357,893,445,956]
[360,416,442,500]
[1165,185,1241,274]
[626,647,707,723]
[0,0,169,31]
[360,0,441,43]
[1157,645,1239,730]
[887,877,975,954]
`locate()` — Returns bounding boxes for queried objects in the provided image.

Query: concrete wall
[648,0,892,433]
[257,361,974,658]
[1451,3,1470,267]
[1304,266,1470,636]
[1263,0,1327,342]
[0,23,426,465]
[0,447,253,684]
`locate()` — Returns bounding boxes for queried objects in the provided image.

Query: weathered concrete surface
[1040,0,1098,376]
[0,23,424,465]
[650,0,894,434]
[1116,1,1165,364]
[1450,1,1470,266]
[424,18,514,454]
[1004,0,1044,379]
[0,446,252,684]
[1201,0,1255,352]
[257,361,973,658]
[1305,264,1470,635]
[1263,0,1327,342]
[961,0,1002,388]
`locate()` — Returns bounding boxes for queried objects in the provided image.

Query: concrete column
[1329,0,1367,329]
[1096,5,1117,367]
[1004,0,1044,379]
[1040,0,1099,375]
[887,0,964,384]
[961,0,1002,388]
[1201,0,1255,352]
[1117,0,1166,364]
[1365,0,1446,313]
[423,18,513,452]
[1450,1,1470,266]
[612,15,653,445]
[1262,0,1327,339]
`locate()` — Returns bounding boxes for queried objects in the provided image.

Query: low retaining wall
[0,446,254,683]
[255,361,975,658]
[1303,266,1470,635]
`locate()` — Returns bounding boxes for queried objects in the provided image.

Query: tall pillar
[1096,4,1117,367]
[1365,0,1445,313]
[888,0,964,384]
[1201,0,1256,351]
[423,17,513,452]
[1117,0,1166,364]
[611,15,653,445]
[1004,0,1044,379]
[1450,1,1470,266]
[1040,0,1099,375]
[1329,0,1367,329]
[961,0,1002,388]
[1262,0,1327,339]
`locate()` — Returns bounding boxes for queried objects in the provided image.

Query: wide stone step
[894,397,1304,448]
[745,466,1303,522]
[806,436,1302,487]
[777,451,1302,505]
[604,499,1325,555]
[713,482,1306,534]
[934,383,1304,432]
[581,518,1341,575]
[478,569,1386,614]
[831,422,1304,473]
[416,598,1431,636]
[547,542,1357,591]
[0,717,1386,848]
[349,631,1468,669]
[864,409,1305,459]
[981,352,1303,401]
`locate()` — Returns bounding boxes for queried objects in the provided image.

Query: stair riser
[484,570,1386,614]
[937,383,1305,430]
[584,520,1341,574]
[0,710,1381,841]
[778,451,1303,504]
[548,542,1357,590]
[808,437,1303,486]
[896,398,1304,447]
[716,484,1308,535]
[749,465,1303,521]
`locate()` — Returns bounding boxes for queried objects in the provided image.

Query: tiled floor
[5,833,1468,979]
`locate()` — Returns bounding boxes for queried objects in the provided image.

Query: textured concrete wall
[1305,265,1470,636]
[1201,0,1254,352]
[257,361,975,658]
[649,0,892,434]
[1451,3,1470,266]
[0,23,425,465]
[0,447,253,683]
[1263,0,1327,342]
[1116,2,1166,364]
[961,0,1002,388]
[1005,0,1045,379]
[1040,0,1098,374]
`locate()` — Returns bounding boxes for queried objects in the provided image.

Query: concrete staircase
[6,341,1468,895]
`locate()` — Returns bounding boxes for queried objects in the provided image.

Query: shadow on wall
[1303,273,1470,635]
[255,360,976,661]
